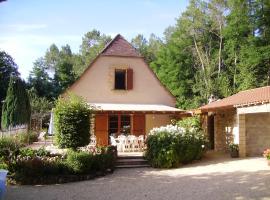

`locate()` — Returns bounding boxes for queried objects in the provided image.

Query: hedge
[54,94,92,149]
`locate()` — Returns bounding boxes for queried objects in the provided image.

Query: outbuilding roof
[89,103,185,114]
[200,86,270,111]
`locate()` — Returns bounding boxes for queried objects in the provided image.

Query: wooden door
[132,114,145,136]
[95,114,108,146]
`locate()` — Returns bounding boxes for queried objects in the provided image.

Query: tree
[1,76,31,130]
[0,51,20,122]
[53,45,76,94]
[28,88,53,131]
[28,58,55,99]
[131,34,163,64]
[75,29,111,77]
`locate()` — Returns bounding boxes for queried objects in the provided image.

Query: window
[114,68,133,90]
[108,114,131,136]
[109,115,118,136]
[115,69,126,90]
[120,115,131,134]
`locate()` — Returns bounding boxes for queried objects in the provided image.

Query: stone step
[116,155,150,168]
[117,156,144,160]
[116,164,150,168]
[116,160,148,166]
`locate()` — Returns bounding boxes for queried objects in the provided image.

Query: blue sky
[0,0,189,79]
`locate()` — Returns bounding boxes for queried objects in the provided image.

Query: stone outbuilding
[199,86,270,157]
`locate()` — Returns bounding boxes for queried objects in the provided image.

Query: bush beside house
[54,94,92,149]
[145,117,207,168]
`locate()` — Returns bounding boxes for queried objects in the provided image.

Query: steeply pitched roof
[200,86,270,111]
[101,34,142,57]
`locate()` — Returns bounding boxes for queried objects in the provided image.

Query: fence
[0,125,27,138]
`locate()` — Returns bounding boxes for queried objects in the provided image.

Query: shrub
[17,131,38,144]
[65,150,94,174]
[0,137,22,161]
[54,94,92,149]
[10,155,67,178]
[176,116,201,130]
[18,147,49,158]
[145,124,207,168]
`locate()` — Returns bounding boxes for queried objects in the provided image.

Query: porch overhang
[89,103,188,115]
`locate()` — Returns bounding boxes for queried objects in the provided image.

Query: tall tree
[131,34,162,64]
[0,51,20,121]
[28,58,55,99]
[54,45,75,94]
[75,29,111,77]
[1,76,31,130]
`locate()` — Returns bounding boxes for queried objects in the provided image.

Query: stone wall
[214,109,237,152]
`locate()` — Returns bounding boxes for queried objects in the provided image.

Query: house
[67,34,186,146]
[199,86,270,157]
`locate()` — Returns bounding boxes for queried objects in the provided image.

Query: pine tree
[1,76,31,130]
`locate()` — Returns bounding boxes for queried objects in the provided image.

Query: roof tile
[200,86,270,111]
[101,34,141,57]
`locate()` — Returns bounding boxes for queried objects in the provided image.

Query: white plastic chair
[118,135,130,152]
[132,137,140,152]
[110,136,122,152]
[138,135,145,151]
[90,135,96,146]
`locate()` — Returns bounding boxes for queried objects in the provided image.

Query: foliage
[145,125,207,168]
[28,88,53,130]
[0,51,20,122]
[2,145,116,183]
[0,137,22,162]
[229,143,239,152]
[151,0,270,108]
[54,94,92,149]
[131,34,162,64]
[1,76,31,130]
[27,58,55,99]
[177,116,201,131]
[16,131,38,144]
[65,150,94,174]
[263,149,270,160]
[78,29,111,77]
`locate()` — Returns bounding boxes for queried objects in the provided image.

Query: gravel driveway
[5,154,270,200]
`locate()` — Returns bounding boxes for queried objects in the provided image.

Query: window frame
[114,68,133,90]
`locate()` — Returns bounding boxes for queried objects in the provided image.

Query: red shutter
[95,114,108,146]
[126,68,133,90]
[132,114,145,136]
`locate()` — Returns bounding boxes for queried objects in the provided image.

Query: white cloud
[7,24,48,32]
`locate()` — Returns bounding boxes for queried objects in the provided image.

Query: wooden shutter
[95,114,108,146]
[132,114,145,136]
[126,68,133,90]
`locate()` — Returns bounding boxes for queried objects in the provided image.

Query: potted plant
[263,149,270,166]
[229,143,239,158]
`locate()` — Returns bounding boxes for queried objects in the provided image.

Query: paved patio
[5,153,270,200]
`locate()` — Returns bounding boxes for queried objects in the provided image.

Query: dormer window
[114,68,133,90]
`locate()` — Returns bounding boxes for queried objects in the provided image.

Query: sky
[0,0,189,79]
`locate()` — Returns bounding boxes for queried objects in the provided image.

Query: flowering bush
[263,149,270,160]
[145,124,207,168]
